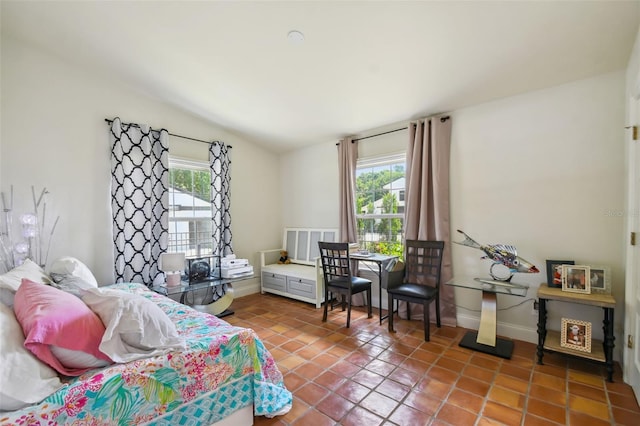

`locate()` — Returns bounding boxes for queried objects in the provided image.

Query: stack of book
[220,255,253,279]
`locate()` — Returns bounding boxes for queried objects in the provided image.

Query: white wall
[451,71,626,349]
[0,36,282,292]
[282,71,627,355]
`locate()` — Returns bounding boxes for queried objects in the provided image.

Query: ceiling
[2,1,639,152]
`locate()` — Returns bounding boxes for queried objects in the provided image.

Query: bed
[0,280,292,426]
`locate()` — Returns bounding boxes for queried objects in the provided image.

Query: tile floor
[225,293,640,425]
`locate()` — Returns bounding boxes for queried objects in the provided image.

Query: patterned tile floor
[225,293,640,425]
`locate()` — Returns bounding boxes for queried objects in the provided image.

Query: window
[355,153,405,258]
[168,158,213,256]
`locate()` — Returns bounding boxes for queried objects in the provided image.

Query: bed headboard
[283,228,339,266]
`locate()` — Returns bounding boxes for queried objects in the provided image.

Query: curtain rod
[337,115,450,145]
[104,118,231,147]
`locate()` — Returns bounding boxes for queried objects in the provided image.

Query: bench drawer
[262,272,286,292]
[287,276,316,299]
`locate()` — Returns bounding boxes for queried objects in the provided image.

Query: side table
[351,253,398,324]
[536,283,616,382]
[447,277,529,359]
[152,275,253,317]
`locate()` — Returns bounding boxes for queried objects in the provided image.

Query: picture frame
[588,265,611,294]
[561,264,591,294]
[546,260,575,288]
[560,318,592,353]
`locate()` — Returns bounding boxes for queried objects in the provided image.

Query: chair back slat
[404,240,445,288]
[318,242,352,282]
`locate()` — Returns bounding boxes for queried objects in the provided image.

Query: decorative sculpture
[0,186,59,273]
[454,229,539,281]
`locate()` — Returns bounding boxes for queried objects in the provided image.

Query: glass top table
[151,274,254,317]
[447,276,529,359]
[447,277,529,297]
[151,275,251,296]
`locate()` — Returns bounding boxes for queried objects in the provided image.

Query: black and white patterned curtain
[209,142,233,256]
[110,117,169,285]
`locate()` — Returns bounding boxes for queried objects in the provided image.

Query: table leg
[603,307,615,382]
[458,290,514,359]
[536,298,547,365]
[378,262,383,324]
[477,291,497,346]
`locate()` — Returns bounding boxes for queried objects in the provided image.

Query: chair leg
[323,289,329,322]
[436,296,441,327]
[367,289,372,319]
[341,295,346,311]
[424,301,430,341]
[346,295,352,328]
[407,301,411,320]
[388,294,395,333]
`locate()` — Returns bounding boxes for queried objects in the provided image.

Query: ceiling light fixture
[287,30,305,44]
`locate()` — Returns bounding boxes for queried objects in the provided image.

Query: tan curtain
[337,137,367,305]
[402,115,456,327]
[338,137,358,243]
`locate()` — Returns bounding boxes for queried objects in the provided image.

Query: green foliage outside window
[355,167,403,212]
[169,169,210,200]
[356,164,405,259]
[376,241,404,260]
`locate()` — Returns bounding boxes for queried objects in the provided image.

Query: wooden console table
[536,284,616,382]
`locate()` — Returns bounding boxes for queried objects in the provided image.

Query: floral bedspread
[1,283,292,425]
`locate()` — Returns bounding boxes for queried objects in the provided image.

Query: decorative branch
[0,185,59,272]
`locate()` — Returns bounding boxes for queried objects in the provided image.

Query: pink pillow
[13,279,112,376]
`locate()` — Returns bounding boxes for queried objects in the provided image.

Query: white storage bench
[260,228,338,308]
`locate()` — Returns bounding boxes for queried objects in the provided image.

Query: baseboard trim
[233,278,261,298]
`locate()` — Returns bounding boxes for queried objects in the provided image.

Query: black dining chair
[318,241,372,328]
[387,240,445,341]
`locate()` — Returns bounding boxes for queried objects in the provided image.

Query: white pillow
[0,259,52,307]
[81,287,186,363]
[0,303,62,411]
[50,346,111,369]
[49,256,98,287]
[49,275,97,298]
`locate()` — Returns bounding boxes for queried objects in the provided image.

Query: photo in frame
[561,264,591,294]
[546,260,575,288]
[561,318,592,353]
[588,266,611,294]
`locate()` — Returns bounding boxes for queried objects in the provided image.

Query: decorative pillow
[0,303,62,411]
[13,279,112,376]
[81,287,186,363]
[0,259,52,306]
[49,256,98,287]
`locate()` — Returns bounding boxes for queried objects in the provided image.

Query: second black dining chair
[318,241,372,328]
[387,239,445,341]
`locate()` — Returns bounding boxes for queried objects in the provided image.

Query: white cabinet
[260,228,338,308]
